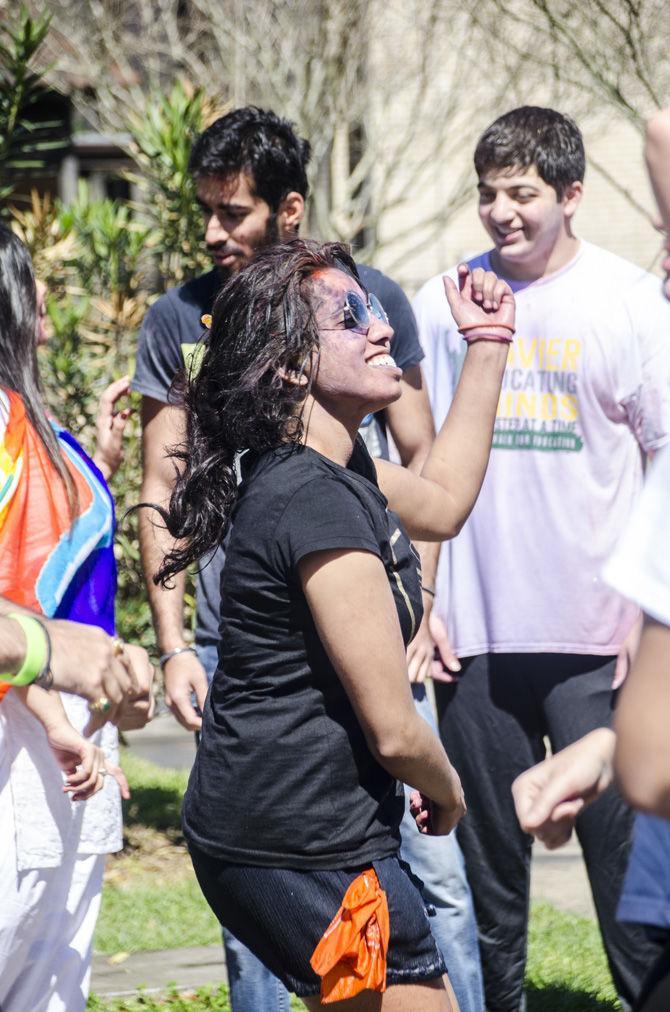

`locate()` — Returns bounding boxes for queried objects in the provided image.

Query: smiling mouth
[495,227,524,245]
[367,354,397,369]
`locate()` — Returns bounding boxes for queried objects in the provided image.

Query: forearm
[372,711,462,810]
[614,618,670,818]
[0,614,28,674]
[417,540,439,592]
[421,341,507,529]
[15,683,68,731]
[139,495,189,652]
[646,108,670,231]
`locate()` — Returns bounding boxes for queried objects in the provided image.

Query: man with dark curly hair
[132,108,484,1012]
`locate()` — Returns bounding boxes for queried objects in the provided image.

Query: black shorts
[189,846,447,997]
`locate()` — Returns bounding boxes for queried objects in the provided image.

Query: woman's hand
[409,774,466,836]
[443,264,515,336]
[45,718,130,802]
[93,376,132,480]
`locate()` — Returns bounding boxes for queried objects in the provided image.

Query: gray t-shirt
[132,263,424,652]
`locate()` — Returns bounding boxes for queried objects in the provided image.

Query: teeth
[368,354,397,369]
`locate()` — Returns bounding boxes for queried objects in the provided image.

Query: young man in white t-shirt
[413,105,670,1012]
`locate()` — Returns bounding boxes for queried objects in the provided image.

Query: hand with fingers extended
[163,648,209,732]
[406,606,436,684]
[93,376,133,481]
[443,264,515,341]
[512,728,615,850]
[428,611,462,683]
[44,715,130,802]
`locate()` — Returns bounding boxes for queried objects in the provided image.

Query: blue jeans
[197,644,483,1011]
[401,683,485,1012]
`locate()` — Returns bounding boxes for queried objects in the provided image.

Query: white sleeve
[604,446,670,625]
[617,278,670,452]
[412,273,460,429]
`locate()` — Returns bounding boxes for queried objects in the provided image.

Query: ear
[277,363,310,387]
[277,191,305,238]
[562,180,583,222]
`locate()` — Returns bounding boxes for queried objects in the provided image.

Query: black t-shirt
[131,265,424,653]
[182,439,423,869]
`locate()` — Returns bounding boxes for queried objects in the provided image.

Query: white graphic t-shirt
[413,242,670,656]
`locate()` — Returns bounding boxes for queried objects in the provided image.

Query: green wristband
[0,613,49,685]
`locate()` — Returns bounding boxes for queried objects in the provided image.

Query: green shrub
[9,82,213,652]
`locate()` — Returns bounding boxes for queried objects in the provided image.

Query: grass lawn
[89,752,621,1011]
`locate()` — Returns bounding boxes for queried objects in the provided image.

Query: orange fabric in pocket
[310,867,390,1004]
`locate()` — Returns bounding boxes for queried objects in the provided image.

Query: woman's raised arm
[376,264,514,541]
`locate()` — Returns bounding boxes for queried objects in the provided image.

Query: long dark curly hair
[155,238,359,585]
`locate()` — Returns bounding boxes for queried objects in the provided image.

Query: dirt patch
[105,823,192,883]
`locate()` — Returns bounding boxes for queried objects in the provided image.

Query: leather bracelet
[159,645,197,669]
[1,613,51,686]
[422,586,436,598]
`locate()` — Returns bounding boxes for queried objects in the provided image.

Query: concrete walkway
[93,713,595,999]
[91,944,228,999]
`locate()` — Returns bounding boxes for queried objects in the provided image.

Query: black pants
[637,933,670,1011]
[434,652,665,1012]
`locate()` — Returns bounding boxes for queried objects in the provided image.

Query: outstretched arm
[0,598,152,725]
[376,265,513,540]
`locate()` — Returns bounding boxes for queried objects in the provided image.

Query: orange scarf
[310,868,390,1003]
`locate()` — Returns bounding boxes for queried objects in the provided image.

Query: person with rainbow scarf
[0,224,154,1012]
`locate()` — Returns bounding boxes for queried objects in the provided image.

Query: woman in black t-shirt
[155,239,514,1010]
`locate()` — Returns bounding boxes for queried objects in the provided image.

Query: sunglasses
[323,290,389,334]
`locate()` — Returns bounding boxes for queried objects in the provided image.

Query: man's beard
[258,212,280,250]
[214,213,281,280]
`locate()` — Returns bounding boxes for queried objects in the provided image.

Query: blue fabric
[400,684,485,1012]
[50,428,116,633]
[619,813,670,930]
